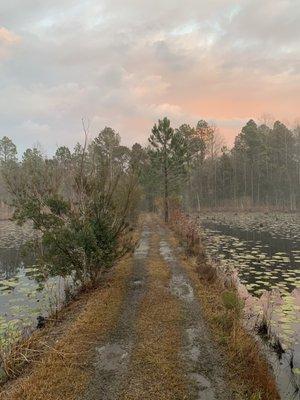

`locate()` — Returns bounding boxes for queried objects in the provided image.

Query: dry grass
[0,290,91,383]
[121,233,189,400]
[1,215,280,400]
[168,232,280,400]
[169,209,205,259]
[0,256,132,400]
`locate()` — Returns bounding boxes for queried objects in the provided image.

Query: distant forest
[145,118,300,213]
[1,118,300,215]
[179,119,300,211]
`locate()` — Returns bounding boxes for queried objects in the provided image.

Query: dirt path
[1,218,280,400]
[159,225,231,400]
[81,226,150,400]
[81,221,234,400]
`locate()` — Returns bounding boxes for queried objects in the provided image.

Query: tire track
[81,226,150,400]
[158,225,234,400]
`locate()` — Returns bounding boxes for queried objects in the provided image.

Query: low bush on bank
[2,127,142,287]
[169,209,206,260]
[0,127,143,381]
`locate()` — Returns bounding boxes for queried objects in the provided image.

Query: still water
[199,212,300,399]
[0,221,66,344]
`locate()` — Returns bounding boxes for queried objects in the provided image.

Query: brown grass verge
[167,232,280,400]
[0,290,90,383]
[121,232,189,400]
[0,256,132,400]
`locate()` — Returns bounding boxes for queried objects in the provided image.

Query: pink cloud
[0,27,20,61]
[0,27,20,44]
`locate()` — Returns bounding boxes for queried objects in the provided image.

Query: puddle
[186,327,202,362]
[95,343,130,372]
[190,373,215,400]
[134,227,150,259]
[185,327,216,400]
[159,239,175,262]
[160,239,194,301]
[170,275,194,302]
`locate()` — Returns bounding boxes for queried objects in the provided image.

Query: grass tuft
[222,290,244,315]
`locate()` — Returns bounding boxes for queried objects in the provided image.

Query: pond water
[0,221,67,347]
[198,212,300,399]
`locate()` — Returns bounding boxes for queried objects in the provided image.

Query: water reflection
[0,221,67,343]
[0,247,34,280]
[199,214,300,399]
[202,222,299,296]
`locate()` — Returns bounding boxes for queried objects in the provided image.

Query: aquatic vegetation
[200,212,300,241]
[198,212,300,398]
[0,221,71,373]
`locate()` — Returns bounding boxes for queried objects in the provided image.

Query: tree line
[0,128,142,286]
[0,116,299,285]
[141,117,300,218]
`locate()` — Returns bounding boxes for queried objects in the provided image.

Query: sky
[0,0,300,155]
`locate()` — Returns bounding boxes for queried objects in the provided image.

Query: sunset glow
[1,1,299,152]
